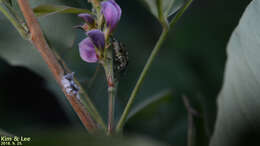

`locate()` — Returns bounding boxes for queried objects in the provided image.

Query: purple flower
[101,0,121,32]
[78,13,95,26]
[79,37,98,63]
[87,29,105,50]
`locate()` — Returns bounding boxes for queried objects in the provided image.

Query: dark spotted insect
[112,38,128,72]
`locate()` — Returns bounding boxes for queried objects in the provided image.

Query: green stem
[116,28,168,132]
[102,48,117,134]
[169,0,193,28]
[116,0,193,132]
[0,1,29,39]
[107,82,116,135]
[157,0,168,28]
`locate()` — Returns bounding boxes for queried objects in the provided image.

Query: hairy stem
[116,0,193,132]
[17,0,99,132]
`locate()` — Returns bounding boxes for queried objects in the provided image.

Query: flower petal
[87,29,105,50]
[101,0,121,32]
[79,37,98,63]
[78,13,95,25]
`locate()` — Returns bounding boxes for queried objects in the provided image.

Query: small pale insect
[112,38,128,72]
[61,72,80,100]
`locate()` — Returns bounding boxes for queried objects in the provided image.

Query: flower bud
[78,13,95,26]
[101,0,121,33]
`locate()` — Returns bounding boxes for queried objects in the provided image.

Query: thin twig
[17,0,98,132]
[182,96,199,146]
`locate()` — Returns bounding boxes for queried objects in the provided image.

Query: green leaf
[163,0,185,17]
[126,89,172,120]
[33,4,92,17]
[141,0,185,24]
[0,129,12,136]
[210,0,260,146]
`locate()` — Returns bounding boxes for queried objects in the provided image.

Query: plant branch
[54,51,106,129]
[116,28,168,132]
[0,0,29,39]
[157,0,168,28]
[116,0,193,132]
[169,0,193,29]
[17,0,99,132]
[108,83,116,134]
[102,49,117,135]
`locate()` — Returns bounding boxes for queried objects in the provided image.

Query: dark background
[0,0,251,145]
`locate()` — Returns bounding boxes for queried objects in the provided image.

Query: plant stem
[108,83,116,134]
[116,0,193,132]
[169,0,193,28]
[182,96,198,146]
[55,51,106,129]
[116,28,168,132]
[157,0,168,28]
[102,49,117,135]
[17,0,99,132]
[0,0,29,39]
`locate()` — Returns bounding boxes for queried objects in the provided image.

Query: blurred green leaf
[162,0,185,17]
[124,90,188,146]
[0,129,12,136]
[127,89,172,121]
[33,4,92,17]
[140,0,185,24]
[26,130,167,146]
[210,0,260,146]
[1,0,12,6]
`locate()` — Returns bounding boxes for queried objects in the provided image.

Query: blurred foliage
[140,0,185,24]
[210,0,260,146]
[0,0,253,146]
[25,130,168,146]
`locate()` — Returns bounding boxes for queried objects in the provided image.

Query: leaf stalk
[116,0,193,132]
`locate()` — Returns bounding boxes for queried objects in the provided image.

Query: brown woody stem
[17,0,98,132]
